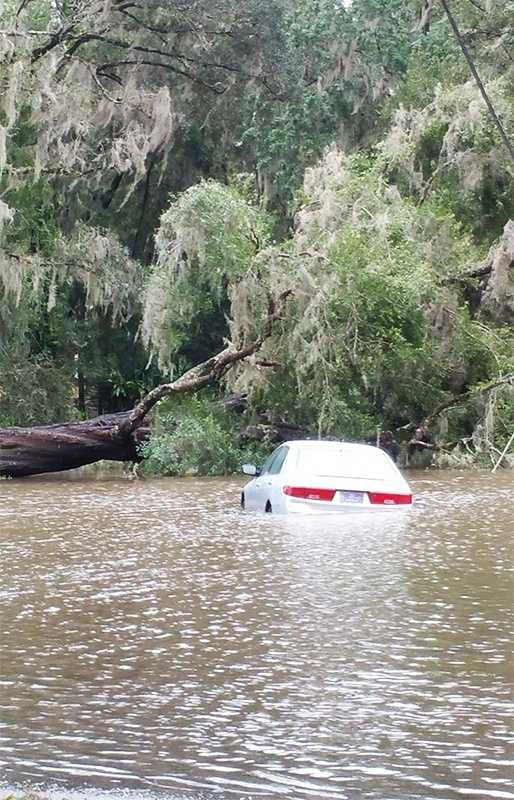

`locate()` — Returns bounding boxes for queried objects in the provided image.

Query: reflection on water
[1,471,513,799]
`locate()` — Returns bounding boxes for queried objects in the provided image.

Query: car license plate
[340,490,365,504]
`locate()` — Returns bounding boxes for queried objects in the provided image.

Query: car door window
[260,451,278,475]
[268,446,289,475]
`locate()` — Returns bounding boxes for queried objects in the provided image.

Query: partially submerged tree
[0,288,292,477]
[0,0,427,427]
[3,145,512,475]
[140,154,514,453]
[0,0,513,473]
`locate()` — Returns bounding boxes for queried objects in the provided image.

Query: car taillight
[368,492,412,505]
[283,486,336,501]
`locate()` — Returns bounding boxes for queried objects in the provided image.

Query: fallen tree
[0,413,149,479]
[0,291,292,479]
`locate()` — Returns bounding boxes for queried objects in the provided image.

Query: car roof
[280,440,384,454]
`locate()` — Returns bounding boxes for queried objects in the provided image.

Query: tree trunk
[0,413,149,478]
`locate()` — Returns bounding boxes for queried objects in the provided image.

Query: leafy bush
[140,397,267,477]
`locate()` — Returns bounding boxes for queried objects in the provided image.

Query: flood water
[1,470,513,800]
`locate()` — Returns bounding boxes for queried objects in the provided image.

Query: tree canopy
[1,0,513,468]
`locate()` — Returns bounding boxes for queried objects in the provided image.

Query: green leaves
[143,180,273,368]
[140,396,267,476]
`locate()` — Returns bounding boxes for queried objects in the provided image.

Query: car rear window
[296,447,397,480]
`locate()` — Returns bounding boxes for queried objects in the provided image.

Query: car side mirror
[242,464,260,477]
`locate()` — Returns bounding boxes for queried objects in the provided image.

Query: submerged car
[241,440,413,514]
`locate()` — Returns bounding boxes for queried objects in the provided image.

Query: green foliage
[143,180,273,369]
[0,0,512,471]
[324,227,436,426]
[388,22,463,111]
[0,300,77,426]
[493,390,514,450]
[158,180,271,289]
[2,179,60,257]
[382,72,514,243]
[240,0,416,212]
[140,397,267,477]
[241,89,346,214]
[218,149,508,445]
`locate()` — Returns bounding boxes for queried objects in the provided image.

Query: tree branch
[439,0,514,164]
[115,7,234,39]
[118,290,293,436]
[465,0,486,13]
[16,0,37,19]
[444,262,492,285]
[78,33,260,84]
[423,373,514,429]
[95,60,225,93]
[31,24,76,62]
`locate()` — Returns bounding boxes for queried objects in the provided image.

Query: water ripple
[1,470,513,799]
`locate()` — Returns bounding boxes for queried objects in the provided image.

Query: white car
[241,440,412,514]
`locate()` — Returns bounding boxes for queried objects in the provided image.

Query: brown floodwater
[0,470,513,800]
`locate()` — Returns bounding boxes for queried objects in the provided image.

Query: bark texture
[0,413,148,478]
